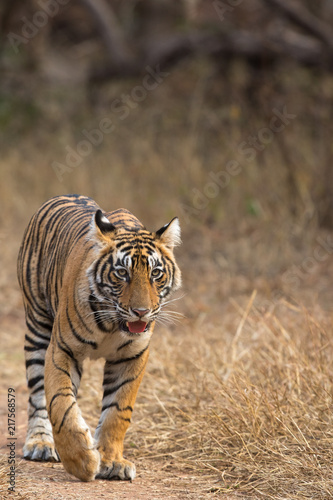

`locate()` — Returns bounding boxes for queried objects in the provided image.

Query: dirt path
[0,417,208,500]
[0,391,219,500]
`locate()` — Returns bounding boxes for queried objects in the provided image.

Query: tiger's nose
[132,308,150,318]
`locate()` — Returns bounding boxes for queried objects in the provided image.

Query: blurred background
[0,0,333,313]
[1,0,333,311]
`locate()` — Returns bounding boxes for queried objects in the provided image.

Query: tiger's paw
[96,458,136,481]
[54,428,100,482]
[59,446,100,482]
[23,439,60,462]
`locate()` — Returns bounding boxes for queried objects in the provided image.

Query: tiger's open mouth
[127,320,147,334]
[120,320,149,335]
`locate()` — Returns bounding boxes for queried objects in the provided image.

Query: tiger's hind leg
[24,311,59,462]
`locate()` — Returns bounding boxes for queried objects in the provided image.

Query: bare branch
[88,28,332,84]
[76,0,333,84]
[78,0,133,68]
[262,0,333,51]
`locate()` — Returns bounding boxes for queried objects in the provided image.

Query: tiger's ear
[89,210,116,247]
[95,210,116,234]
[155,217,181,250]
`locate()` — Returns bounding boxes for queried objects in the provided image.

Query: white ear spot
[101,214,110,225]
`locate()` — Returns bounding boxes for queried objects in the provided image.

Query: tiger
[17,194,181,482]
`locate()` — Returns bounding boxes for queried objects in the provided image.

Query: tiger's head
[86,210,181,335]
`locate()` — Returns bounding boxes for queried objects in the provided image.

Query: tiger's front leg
[95,351,149,481]
[44,334,100,482]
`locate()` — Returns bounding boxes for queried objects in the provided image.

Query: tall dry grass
[74,293,333,498]
[125,297,333,498]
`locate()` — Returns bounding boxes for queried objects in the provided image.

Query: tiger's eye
[151,268,163,278]
[117,268,128,277]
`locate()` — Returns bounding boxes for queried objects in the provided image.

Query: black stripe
[70,225,91,248]
[101,401,133,413]
[103,375,119,386]
[55,335,74,361]
[49,390,74,421]
[52,345,71,378]
[55,324,82,380]
[57,401,76,434]
[28,397,39,409]
[88,293,112,333]
[22,246,49,319]
[113,222,142,231]
[25,334,48,351]
[27,312,53,332]
[117,340,133,351]
[103,365,145,399]
[26,317,51,341]
[55,322,81,373]
[30,406,47,418]
[25,345,46,352]
[100,258,109,281]
[31,384,44,395]
[66,306,97,349]
[29,414,48,420]
[31,431,53,437]
[116,244,135,253]
[108,344,149,365]
[26,359,45,368]
[28,375,44,388]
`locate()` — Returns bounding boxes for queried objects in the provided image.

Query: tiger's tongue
[127,320,147,334]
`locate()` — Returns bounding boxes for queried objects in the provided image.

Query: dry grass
[124,297,333,498]
[0,455,30,500]
[0,61,333,498]
[71,293,333,499]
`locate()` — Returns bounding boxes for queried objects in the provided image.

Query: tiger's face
[87,210,181,335]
